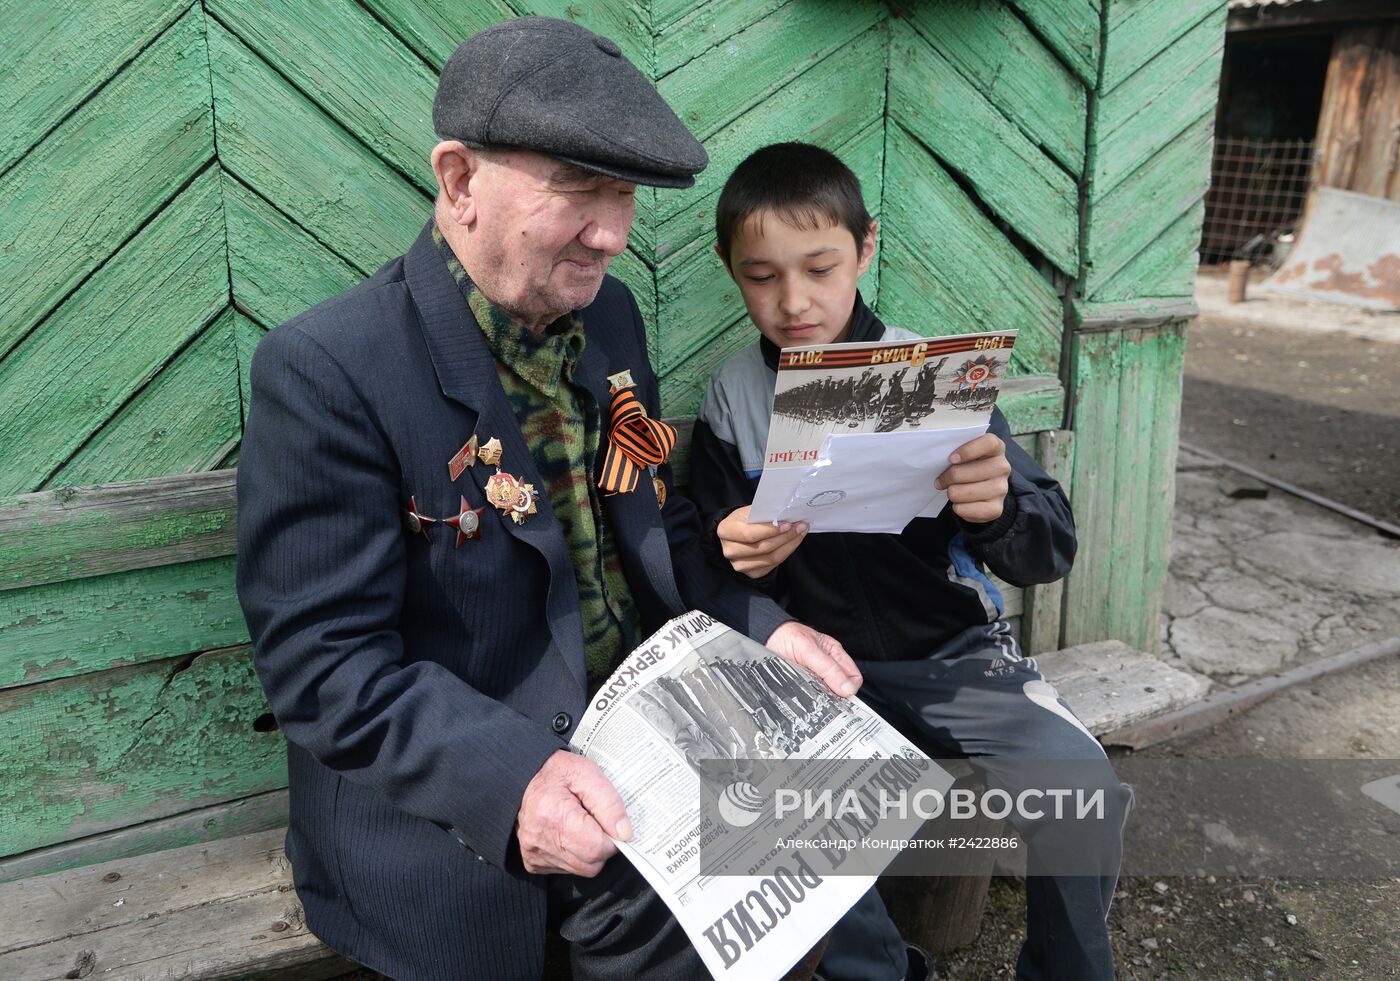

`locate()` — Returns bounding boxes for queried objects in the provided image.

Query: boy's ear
[856,220,879,277]
[714,242,732,273]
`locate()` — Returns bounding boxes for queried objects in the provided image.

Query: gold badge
[653,476,667,510]
[478,437,503,468]
[485,471,537,524]
[447,434,479,481]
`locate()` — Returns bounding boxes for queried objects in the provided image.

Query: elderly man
[235,16,859,981]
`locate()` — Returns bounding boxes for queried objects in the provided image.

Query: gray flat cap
[434,17,707,188]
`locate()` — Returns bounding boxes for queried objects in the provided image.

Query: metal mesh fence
[1200,137,1315,265]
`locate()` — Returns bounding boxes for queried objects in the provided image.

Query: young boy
[690,142,1130,981]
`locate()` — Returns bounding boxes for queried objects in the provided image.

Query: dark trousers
[818,623,1131,981]
[548,854,706,981]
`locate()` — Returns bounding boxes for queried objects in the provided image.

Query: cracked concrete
[1159,447,1400,682]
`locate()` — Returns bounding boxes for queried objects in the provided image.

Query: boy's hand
[936,433,1011,523]
[765,621,862,697]
[716,506,807,578]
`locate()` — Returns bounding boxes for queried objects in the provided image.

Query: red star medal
[405,495,436,541]
[444,496,486,546]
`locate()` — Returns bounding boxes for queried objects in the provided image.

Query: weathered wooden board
[1093,6,1225,198]
[1091,199,1205,305]
[0,0,187,174]
[0,470,236,593]
[48,311,241,490]
[359,0,516,68]
[0,790,288,885]
[1084,113,1214,297]
[997,376,1068,444]
[656,0,795,75]
[0,829,341,980]
[209,0,438,193]
[525,0,655,76]
[1039,639,1209,733]
[1139,324,1187,655]
[207,17,430,277]
[0,6,213,362]
[0,555,245,690]
[236,313,266,425]
[906,0,1087,175]
[0,171,229,496]
[654,26,886,241]
[1023,429,1075,654]
[609,247,658,346]
[222,174,366,330]
[0,645,284,858]
[1313,22,1400,203]
[1060,329,1122,645]
[888,21,1079,276]
[655,120,884,380]
[1106,326,1150,646]
[1008,0,1102,87]
[877,127,1063,376]
[1101,0,1224,95]
[659,0,882,143]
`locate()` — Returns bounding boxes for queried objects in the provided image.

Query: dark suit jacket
[235,225,790,980]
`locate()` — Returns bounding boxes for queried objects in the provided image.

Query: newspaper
[748,330,1018,532]
[572,611,952,981]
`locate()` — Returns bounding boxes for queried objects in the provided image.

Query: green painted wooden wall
[0,0,1227,872]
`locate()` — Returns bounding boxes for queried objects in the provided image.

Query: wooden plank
[207,17,430,277]
[1093,8,1225,198]
[654,26,886,235]
[1060,329,1121,645]
[659,314,753,417]
[0,470,236,593]
[0,6,214,362]
[0,645,284,858]
[0,790,287,885]
[888,21,1079,276]
[47,311,241,490]
[1037,640,1209,734]
[223,174,371,330]
[1138,324,1186,655]
[608,247,658,347]
[876,127,1063,376]
[1008,0,1102,87]
[1087,199,1204,303]
[656,0,796,75]
[0,171,229,497]
[0,555,245,691]
[1023,429,1074,654]
[0,830,340,980]
[1106,327,1148,646]
[1102,0,1223,95]
[906,0,1087,176]
[1313,23,1400,202]
[236,313,266,426]
[1073,295,1199,330]
[0,0,187,174]
[1083,113,1214,296]
[997,375,1066,436]
[659,0,881,143]
[359,0,515,68]
[209,0,438,193]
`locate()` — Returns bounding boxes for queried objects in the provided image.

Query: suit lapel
[403,226,587,693]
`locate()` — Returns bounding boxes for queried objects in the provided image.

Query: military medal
[443,495,486,546]
[447,434,479,481]
[478,437,503,467]
[485,471,537,524]
[404,495,436,541]
[607,369,635,392]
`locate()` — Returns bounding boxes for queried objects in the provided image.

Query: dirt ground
[937,307,1400,980]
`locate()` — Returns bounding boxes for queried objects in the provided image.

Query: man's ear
[856,220,879,277]
[431,141,480,226]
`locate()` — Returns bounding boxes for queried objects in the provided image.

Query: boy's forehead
[735,208,853,252]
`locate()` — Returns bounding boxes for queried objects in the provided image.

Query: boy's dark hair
[715,142,872,265]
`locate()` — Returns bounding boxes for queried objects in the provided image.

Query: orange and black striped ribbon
[599,386,676,495]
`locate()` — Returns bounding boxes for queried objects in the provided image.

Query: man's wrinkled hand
[935,432,1011,523]
[517,750,631,877]
[765,620,861,698]
[716,506,807,578]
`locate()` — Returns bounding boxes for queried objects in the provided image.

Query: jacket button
[551,712,572,734]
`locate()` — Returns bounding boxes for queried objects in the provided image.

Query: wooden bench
[0,379,1208,979]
